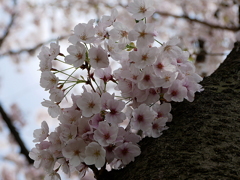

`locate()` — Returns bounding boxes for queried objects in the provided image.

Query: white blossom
[40,71,59,91]
[33,121,49,142]
[41,100,61,118]
[84,142,106,168]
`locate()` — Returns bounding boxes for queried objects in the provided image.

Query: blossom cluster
[29,0,203,179]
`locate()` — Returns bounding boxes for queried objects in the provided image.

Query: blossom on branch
[31,2,204,179]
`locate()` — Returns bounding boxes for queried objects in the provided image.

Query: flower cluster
[30,0,203,179]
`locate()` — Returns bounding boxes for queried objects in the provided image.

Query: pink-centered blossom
[93,121,118,146]
[114,142,141,165]
[77,117,93,140]
[105,99,126,124]
[89,113,104,129]
[164,80,188,102]
[147,117,168,138]
[152,103,172,122]
[131,103,156,131]
[94,66,112,83]
[137,66,159,90]
[153,55,176,77]
[129,46,158,68]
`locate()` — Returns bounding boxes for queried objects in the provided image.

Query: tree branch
[100,42,240,179]
[0,35,69,58]
[0,0,17,48]
[238,5,240,28]
[155,11,239,32]
[0,103,33,165]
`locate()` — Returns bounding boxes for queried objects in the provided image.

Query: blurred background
[0,0,238,179]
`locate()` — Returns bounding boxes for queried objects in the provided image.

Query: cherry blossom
[65,42,86,67]
[129,46,158,68]
[76,91,101,117]
[114,142,141,165]
[100,8,118,28]
[128,21,156,48]
[93,121,118,146]
[38,46,53,72]
[59,123,77,143]
[152,103,172,122]
[40,150,56,172]
[29,147,43,169]
[153,55,176,77]
[131,103,156,131]
[105,99,126,124]
[127,0,155,20]
[94,66,113,83]
[41,100,61,118]
[68,19,96,44]
[58,109,82,125]
[49,88,64,103]
[31,2,204,179]
[147,117,168,138]
[40,71,59,91]
[44,171,61,180]
[33,121,49,142]
[84,142,106,168]
[62,138,87,167]
[137,66,158,90]
[89,45,109,69]
[109,22,131,49]
[164,80,188,102]
[77,117,93,140]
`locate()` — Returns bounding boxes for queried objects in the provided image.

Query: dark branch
[0,103,33,165]
[0,8,16,48]
[0,35,69,58]
[238,5,240,28]
[155,11,239,32]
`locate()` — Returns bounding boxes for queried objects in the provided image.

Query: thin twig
[0,0,17,48]
[155,11,239,32]
[0,35,69,58]
[0,103,34,165]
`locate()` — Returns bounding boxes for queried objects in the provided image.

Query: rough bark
[101,42,240,180]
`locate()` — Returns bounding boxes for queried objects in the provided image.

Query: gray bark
[100,42,240,180]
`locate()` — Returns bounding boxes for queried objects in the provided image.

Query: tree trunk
[101,42,240,180]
